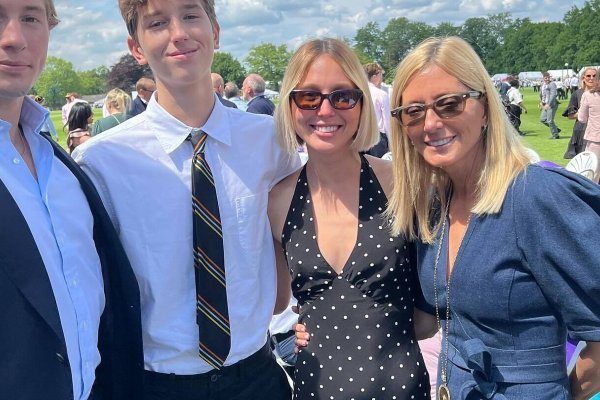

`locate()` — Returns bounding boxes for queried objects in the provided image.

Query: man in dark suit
[128,77,156,118]
[211,72,238,108]
[243,73,276,115]
[0,1,143,399]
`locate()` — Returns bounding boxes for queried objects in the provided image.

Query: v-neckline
[302,156,369,277]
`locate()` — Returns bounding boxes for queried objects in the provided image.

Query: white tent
[546,69,575,80]
[518,71,543,81]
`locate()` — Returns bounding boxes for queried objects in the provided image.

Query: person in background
[540,71,561,139]
[577,68,600,182]
[387,36,600,399]
[66,101,93,153]
[91,88,131,136]
[61,92,86,125]
[270,37,435,400]
[564,67,597,159]
[29,94,57,138]
[128,77,156,117]
[243,73,275,115]
[211,72,238,108]
[506,79,527,136]
[73,0,300,399]
[363,62,390,157]
[224,81,247,111]
[0,0,143,398]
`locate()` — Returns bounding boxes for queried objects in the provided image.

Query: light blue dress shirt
[0,97,104,400]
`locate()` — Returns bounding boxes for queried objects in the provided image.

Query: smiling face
[0,0,50,100]
[401,64,487,177]
[292,54,361,154]
[127,0,219,92]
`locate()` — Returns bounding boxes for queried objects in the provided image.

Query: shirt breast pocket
[234,192,268,263]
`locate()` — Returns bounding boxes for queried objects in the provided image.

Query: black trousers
[143,343,291,400]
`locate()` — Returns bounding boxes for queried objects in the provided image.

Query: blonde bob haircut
[105,88,132,114]
[386,36,530,243]
[275,38,379,154]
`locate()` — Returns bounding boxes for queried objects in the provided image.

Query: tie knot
[190,130,207,153]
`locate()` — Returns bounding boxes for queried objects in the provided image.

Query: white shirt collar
[145,93,232,154]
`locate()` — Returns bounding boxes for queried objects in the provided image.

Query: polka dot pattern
[282,155,430,400]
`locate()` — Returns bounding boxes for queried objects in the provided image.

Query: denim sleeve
[513,166,600,342]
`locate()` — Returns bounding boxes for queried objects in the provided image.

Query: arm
[273,237,292,314]
[569,342,600,400]
[577,93,590,124]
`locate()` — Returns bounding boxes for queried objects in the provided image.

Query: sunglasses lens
[434,95,465,118]
[400,106,426,126]
[330,90,361,110]
[292,91,321,110]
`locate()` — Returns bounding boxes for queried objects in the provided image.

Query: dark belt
[143,341,273,383]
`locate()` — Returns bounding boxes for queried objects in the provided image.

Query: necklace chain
[433,190,472,390]
[15,124,28,159]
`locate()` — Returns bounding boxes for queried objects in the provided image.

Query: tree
[212,52,246,87]
[77,66,109,95]
[34,56,81,108]
[107,53,153,92]
[245,43,291,91]
[380,18,434,80]
[354,22,384,64]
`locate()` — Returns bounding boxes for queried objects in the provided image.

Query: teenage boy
[0,0,143,399]
[72,1,299,399]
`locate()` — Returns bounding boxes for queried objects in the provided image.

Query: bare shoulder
[364,155,394,199]
[268,168,303,240]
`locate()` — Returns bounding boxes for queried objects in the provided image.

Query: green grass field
[50,88,575,165]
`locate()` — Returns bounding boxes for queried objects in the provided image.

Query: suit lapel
[0,180,65,343]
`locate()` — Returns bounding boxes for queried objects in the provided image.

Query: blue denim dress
[417,165,600,399]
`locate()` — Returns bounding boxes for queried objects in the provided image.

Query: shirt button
[13,157,20,164]
[71,279,78,287]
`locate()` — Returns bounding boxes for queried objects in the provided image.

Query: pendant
[438,383,451,400]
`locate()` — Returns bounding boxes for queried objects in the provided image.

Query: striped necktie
[190,130,230,369]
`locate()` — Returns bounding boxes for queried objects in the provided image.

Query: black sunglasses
[290,89,363,110]
[391,91,484,127]
[585,74,597,78]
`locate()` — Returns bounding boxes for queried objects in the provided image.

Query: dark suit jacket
[217,94,238,109]
[127,96,147,118]
[0,135,143,400]
[246,95,275,115]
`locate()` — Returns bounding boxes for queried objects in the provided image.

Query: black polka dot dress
[282,155,430,400]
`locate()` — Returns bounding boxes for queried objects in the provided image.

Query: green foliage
[212,52,246,87]
[245,43,291,91]
[351,1,600,76]
[107,53,153,92]
[35,56,81,108]
[77,66,109,95]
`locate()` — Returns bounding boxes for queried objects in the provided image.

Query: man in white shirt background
[364,62,390,157]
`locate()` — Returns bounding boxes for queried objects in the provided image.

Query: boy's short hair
[45,0,59,28]
[118,0,217,42]
[363,63,383,80]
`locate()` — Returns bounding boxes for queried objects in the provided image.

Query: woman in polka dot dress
[268,38,436,400]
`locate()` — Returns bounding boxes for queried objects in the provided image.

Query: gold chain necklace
[433,191,472,400]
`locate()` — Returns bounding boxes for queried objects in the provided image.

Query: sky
[49,0,585,71]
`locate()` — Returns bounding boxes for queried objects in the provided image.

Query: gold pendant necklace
[432,190,472,400]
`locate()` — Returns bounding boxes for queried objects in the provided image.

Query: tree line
[33,0,600,107]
